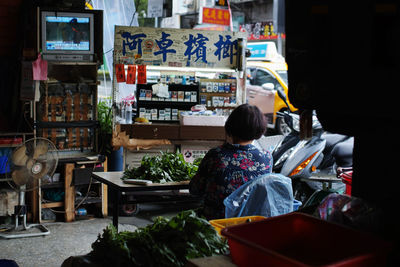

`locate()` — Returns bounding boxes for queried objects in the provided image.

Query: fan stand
[0,185,50,239]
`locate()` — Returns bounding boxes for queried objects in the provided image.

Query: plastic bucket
[209,216,266,237]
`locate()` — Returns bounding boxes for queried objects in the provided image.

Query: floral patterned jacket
[189,142,272,220]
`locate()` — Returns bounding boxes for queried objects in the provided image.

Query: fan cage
[5,137,59,192]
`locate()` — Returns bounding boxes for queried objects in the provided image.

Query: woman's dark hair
[224,104,267,141]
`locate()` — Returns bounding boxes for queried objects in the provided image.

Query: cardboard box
[0,189,18,216]
[180,114,226,126]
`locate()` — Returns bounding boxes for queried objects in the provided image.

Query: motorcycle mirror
[262,83,275,91]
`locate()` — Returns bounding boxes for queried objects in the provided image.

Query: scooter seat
[332,137,354,167]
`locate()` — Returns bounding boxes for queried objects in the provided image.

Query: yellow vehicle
[246,43,297,135]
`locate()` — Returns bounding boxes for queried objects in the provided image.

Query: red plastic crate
[221,212,391,267]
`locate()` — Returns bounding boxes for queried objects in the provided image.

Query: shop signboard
[215,0,228,7]
[247,41,283,62]
[114,26,244,68]
[247,42,269,59]
[202,7,230,26]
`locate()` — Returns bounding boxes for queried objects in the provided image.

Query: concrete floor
[0,135,282,267]
[0,202,198,267]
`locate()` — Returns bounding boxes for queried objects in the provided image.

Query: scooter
[271,88,353,202]
[271,88,324,175]
[333,137,354,196]
[272,111,323,173]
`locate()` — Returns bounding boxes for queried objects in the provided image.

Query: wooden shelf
[41,183,63,189]
[138,100,197,106]
[0,144,21,148]
[75,196,102,205]
[41,201,63,209]
[200,92,235,96]
[39,161,108,223]
[0,132,33,137]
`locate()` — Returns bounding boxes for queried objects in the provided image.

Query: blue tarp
[224,173,295,218]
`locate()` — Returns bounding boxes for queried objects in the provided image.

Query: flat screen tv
[41,11,94,61]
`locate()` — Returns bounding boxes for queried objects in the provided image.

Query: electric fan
[0,137,59,239]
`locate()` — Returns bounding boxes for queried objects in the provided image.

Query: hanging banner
[202,7,230,26]
[114,26,245,69]
[126,65,136,84]
[137,65,147,84]
[115,64,126,83]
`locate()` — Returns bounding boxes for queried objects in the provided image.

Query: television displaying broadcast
[45,15,91,51]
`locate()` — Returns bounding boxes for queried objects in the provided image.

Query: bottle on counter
[125,102,133,124]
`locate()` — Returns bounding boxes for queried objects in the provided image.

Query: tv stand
[43,54,93,62]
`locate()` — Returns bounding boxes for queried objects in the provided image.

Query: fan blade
[26,158,34,171]
[12,145,28,166]
[11,168,30,186]
[33,141,48,160]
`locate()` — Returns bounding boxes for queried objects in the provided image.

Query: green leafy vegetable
[90,210,229,267]
[122,152,199,183]
[97,98,113,157]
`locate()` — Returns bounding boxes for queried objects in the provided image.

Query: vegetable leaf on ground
[90,210,229,267]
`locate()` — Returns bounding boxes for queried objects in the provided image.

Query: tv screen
[41,11,94,55]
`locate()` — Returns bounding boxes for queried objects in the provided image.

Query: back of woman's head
[224,104,267,141]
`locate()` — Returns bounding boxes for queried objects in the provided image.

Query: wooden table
[186,255,237,267]
[91,171,190,230]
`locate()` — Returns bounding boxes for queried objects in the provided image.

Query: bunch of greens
[90,210,229,267]
[122,152,199,183]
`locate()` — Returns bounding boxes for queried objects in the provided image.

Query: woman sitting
[189,104,273,220]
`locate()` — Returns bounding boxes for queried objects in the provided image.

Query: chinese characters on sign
[126,65,136,84]
[215,0,228,7]
[184,33,209,64]
[202,7,230,26]
[114,26,244,69]
[214,35,237,64]
[115,64,126,83]
[121,32,146,57]
[153,32,176,62]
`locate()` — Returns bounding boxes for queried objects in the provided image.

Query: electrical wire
[74,174,94,210]
[42,163,100,215]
